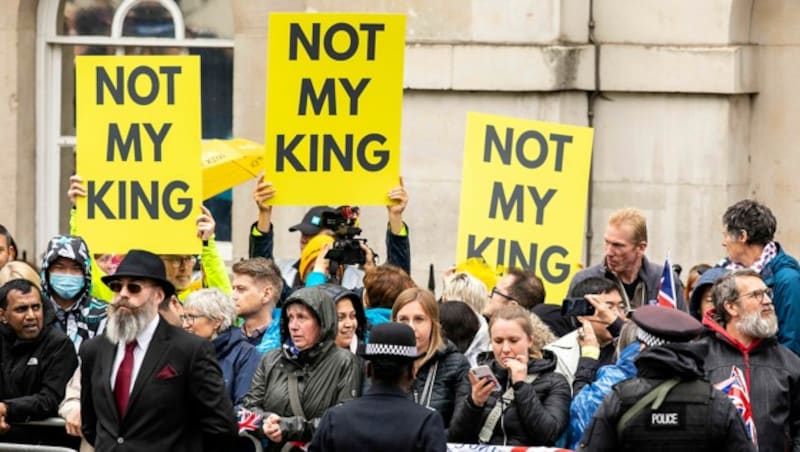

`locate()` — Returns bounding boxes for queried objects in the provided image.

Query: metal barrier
[0,418,76,452]
[15,418,65,429]
[3,417,262,452]
[0,446,76,452]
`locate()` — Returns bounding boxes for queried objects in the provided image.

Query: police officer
[309,323,447,452]
[577,305,755,452]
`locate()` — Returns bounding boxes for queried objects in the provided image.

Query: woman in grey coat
[242,286,359,451]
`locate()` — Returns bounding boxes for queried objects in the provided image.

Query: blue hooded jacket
[761,243,800,355]
[567,341,640,449]
[213,327,261,406]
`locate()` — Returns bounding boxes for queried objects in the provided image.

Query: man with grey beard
[79,250,236,451]
[702,269,800,452]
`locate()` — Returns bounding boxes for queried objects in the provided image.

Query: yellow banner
[75,56,202,254]
[456,113,595,303]
[265,13,406,205]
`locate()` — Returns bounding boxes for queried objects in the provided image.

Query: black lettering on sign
[289,22,385,61]
[488,182,557,225]
[95,66,181,105]
[275,133,390,172]
[162,180,193,220]
[483,125,574,172]
[85,180,192,220]
[465,235,570,284]
[87,181,115,219]
[298,78,372,116]
[106,123,172,162]
[299,78,336,115]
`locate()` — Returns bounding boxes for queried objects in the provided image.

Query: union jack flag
[714,366,758,448]
[656,254,677,309]
[237,407,263,435]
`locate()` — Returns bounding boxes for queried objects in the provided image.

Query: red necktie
[114,340,137,418]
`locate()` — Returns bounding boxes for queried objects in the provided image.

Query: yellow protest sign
[75,56,202,254]
[456,113,594,303]
[265,13,406,205]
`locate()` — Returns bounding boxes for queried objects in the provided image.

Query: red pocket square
[155,365,178,380]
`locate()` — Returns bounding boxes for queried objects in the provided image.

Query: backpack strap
[287,370,306,418]
[616,377,681,438]
[478,374,537,444]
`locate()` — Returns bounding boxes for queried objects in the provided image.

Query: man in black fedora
[309,322,446,452]
[80,249,236,451]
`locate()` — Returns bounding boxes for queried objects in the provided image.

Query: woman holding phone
[449,305,570,446]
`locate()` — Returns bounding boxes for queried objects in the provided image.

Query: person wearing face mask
[40,235,107,352]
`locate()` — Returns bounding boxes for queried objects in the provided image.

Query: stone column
[0,1,37,261]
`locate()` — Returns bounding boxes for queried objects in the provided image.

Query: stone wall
[1,1,37,262]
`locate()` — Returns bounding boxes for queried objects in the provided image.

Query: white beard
[106,301,155,344]
[738,309,778,339]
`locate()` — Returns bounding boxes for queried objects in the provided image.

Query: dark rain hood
[279,286,338,362]
[40,235,93,306]
[635,341,707,380]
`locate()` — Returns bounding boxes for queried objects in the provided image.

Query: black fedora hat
[101,249,175,298]
[358,323,421,361]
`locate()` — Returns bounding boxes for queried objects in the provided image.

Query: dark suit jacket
[80,316,236,452]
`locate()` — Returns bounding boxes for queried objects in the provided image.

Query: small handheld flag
[237,407,264,435]
[656,253,677,309]
[714,366,758,447]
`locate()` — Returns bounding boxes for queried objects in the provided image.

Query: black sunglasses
[108,281,151,294]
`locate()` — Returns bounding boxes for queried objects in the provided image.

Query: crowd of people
[0,175,798,452]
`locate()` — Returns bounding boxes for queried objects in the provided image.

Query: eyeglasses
[108,281,151,294]
[491,287,517,302]
[180,313,205,325]
[737,288,773,303]
[162,255,197,268]
[604,300,628,314]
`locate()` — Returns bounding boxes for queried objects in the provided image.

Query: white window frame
[35,0,234,258]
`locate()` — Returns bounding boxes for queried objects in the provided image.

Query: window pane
[61,0,234,39]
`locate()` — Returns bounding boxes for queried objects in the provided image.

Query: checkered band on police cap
[359,323,419,360]
[636,328,669,348]
[364,343,418,358]
[631,305,704,348]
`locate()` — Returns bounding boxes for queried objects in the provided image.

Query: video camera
[321,206,371,266]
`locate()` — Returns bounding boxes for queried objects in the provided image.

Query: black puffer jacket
[412,341,470,428]
[0,291,78,423]
[242,286,359,451]
[448,350,570,446]
[577,342,755,452]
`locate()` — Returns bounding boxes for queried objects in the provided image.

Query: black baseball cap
[288,206,335,235]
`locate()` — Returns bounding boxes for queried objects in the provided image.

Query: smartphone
[470,365,500,391]
[561,297,595,317]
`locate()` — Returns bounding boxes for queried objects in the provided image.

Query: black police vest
[616,378,713,451]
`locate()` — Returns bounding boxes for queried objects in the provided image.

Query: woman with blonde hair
[392,287,470,428]
[449,304,570,446]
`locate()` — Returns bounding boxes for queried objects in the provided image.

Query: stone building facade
[2,0,797,291]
